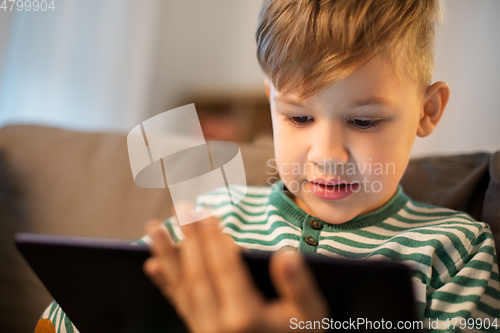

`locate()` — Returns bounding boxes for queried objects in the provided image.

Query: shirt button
[310,220,322,230]
[305,236,318,246]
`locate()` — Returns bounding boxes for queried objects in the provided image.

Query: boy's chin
[288,182,392,224]
[296,196,364,225]
[303,190,397,224]
[310,206,362,225]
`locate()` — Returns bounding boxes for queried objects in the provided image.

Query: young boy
[37,0,500,332]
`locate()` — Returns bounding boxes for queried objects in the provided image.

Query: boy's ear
[417,81,450,137]
[264,77,271,100]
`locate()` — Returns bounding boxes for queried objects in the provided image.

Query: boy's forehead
[271,57,418,107]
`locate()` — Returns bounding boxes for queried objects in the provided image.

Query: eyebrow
[349,97,394,108]
[274,95,394,109]
[273,96,305,107]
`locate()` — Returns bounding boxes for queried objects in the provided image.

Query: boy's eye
[284,115,313,126]
[348,119,382,130]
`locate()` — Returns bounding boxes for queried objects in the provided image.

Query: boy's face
[266,57,427,224]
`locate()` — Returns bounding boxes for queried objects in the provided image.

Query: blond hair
[256,0,442,98]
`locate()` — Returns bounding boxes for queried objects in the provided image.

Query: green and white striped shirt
[38,181,500,333]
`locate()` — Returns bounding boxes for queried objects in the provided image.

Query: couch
[0,124,498,333]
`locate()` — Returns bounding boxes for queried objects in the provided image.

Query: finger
[179,235,221,331]
[201,219,262,309]
[143,218,163,235]
[270,251,329,320]
[149,224,181,287]
[176,210,221,330]
[238,245,251,253]
[144,255,180,307]
[143,257,171,299]
[199,221,265,332]
[174,201,199,239]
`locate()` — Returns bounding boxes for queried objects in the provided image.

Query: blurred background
[0,0,498,156]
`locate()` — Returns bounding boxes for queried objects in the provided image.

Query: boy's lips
[309,177,353,185]
[308,180,359,200]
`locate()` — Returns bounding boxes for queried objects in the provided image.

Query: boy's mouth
[310,178,352,186]
[315,183,348,189]
[308,179,359,200]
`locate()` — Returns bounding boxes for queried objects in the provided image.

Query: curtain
[0,0,165,131]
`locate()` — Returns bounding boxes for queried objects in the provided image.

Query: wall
[0,0,498,156]
[411,0,500,156]
[158,0,500,157]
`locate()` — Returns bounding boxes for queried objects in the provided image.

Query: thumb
[270,251,329,320]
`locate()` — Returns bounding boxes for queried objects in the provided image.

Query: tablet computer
[16,233,419,333]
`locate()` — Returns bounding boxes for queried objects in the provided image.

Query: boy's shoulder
[393,196,495,257]
[399,196,488,230]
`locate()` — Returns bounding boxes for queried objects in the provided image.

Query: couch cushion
[0,152,52,333]
[0,124,276,239]
[482,151,500,251]
[0,125,171,239]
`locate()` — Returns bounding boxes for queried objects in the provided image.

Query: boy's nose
[307,121,350,169]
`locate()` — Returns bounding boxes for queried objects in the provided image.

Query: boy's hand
[143,218,163,235]
[143,206,328,333]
